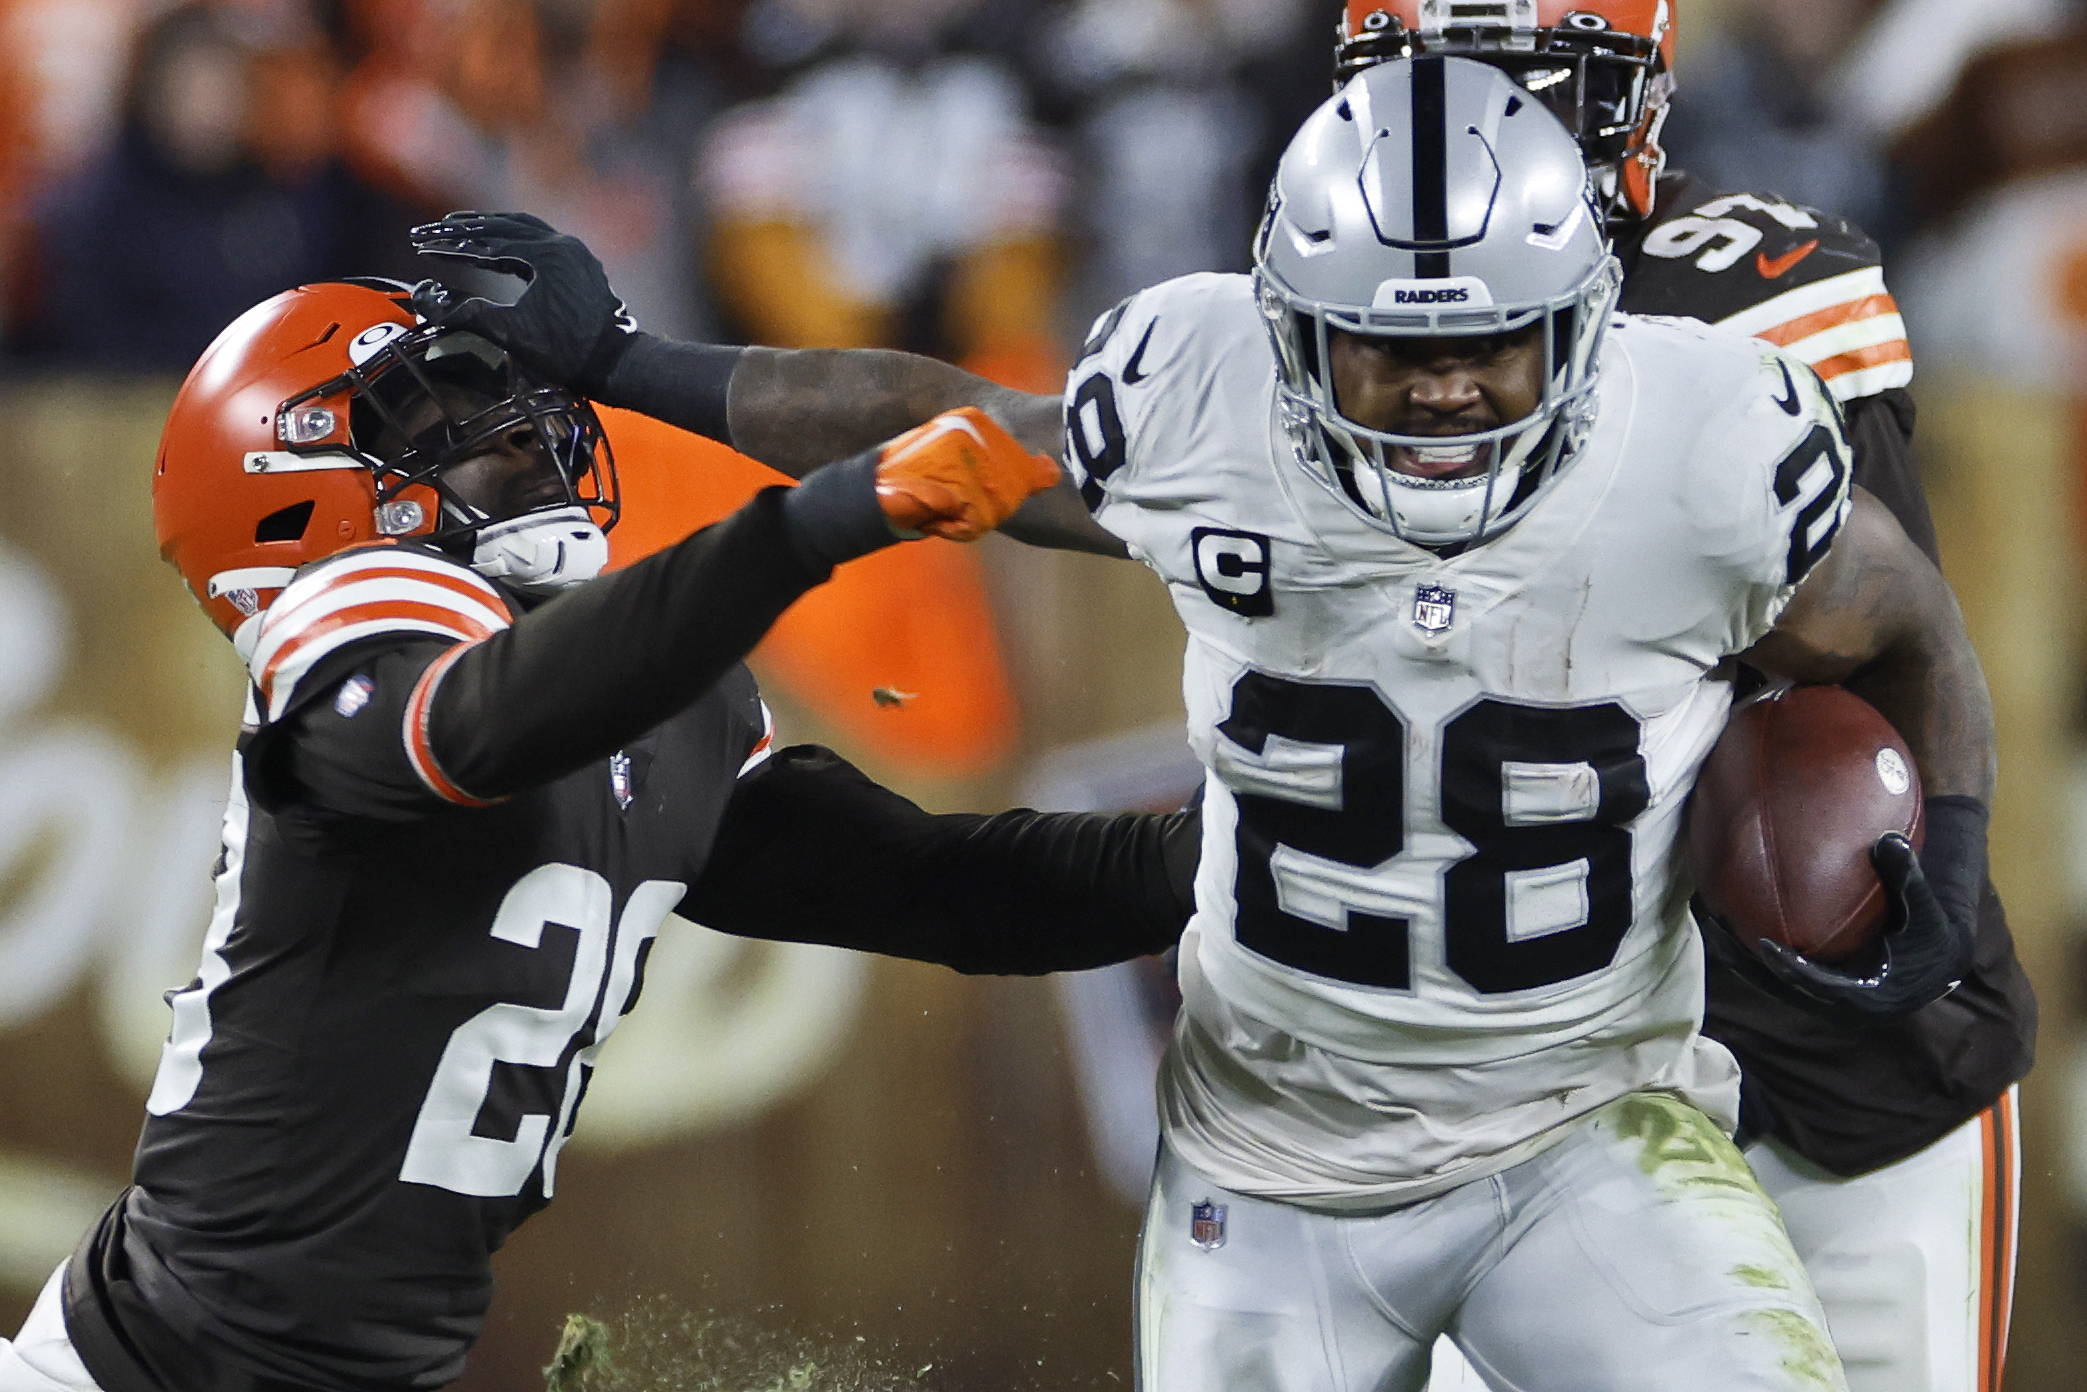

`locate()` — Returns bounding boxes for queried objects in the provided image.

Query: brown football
[1689,685,1923,964]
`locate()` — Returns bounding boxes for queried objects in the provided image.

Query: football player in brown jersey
[0,279,1201,1392]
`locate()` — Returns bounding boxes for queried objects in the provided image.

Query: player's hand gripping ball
[875,407,1060,542]
[1689,684,1924,965]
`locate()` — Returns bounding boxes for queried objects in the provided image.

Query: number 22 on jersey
[1216,673,1649,996]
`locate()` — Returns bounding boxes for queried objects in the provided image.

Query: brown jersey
[1616,172,2036,1175]
[62,494,1196,1392]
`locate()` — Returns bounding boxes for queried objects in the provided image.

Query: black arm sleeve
[427,487,821,799]
[683,745,1200,974]
[1844,389,1937,563]
[598,333,743,443]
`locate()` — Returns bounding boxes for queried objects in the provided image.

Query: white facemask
[1361,424,1549,545]
[469,506,609,595]
[1368,458,1527,545]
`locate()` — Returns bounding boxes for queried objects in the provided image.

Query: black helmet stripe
[1411,55,1451,278]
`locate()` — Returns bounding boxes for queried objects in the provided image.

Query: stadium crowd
[0,0,2074,375]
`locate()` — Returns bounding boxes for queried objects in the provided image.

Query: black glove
[409,211,638,396]
[1755,796,1984,1016]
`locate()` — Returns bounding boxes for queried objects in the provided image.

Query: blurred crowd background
[0,0,2081,373]
[0,0,1344,378]
[0,0,2084,1387]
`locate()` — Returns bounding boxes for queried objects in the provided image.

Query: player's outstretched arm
[1739,488,1994,1012]
[255,413,1056,814]
[728,347,1122,557]
[682,745,1198,973]
[409,211,1124,558]
[421,411,1056,794]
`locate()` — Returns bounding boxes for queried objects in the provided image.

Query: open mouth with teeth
[1388,440,1489,481]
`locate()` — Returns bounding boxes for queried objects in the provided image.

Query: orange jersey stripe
[259,599,504,707]
[1980,1103,1999,1392]
[402,641,501,807]
[1978,1088,2019,1392]
[739,702,776,776]
[1986,1085,2003,1392]
[1810,338,1915,381]
[268,562,512,632]
[1754,292,1902,348]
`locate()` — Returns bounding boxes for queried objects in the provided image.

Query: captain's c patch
[1192,528,1272,618]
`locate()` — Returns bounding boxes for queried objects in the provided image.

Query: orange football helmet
[154,279,617,650]
[1335,2,1677,218]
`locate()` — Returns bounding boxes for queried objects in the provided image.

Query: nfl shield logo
[609,751,633,810]
[1190,1199,1228,1251]
[1412,584,1456,634]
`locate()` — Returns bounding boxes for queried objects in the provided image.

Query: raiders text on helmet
[1255,55,1621,547]
[154,281,620,655]
[1335,1,1676,218]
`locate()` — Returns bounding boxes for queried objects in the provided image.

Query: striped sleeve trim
[402,640,503,807]
[1978,1085,2020,1392]
[739,701,776,777]
[1807,342,1915,401]
[1714,267,1914,402]
[249,553,513,723]
[1752,292,1898,349]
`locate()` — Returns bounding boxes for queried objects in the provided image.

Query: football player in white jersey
[404,58,1993,1387]
[1056,57,1987,1391]
[1327,8,2028,1385]
[1329,13,2030,1389]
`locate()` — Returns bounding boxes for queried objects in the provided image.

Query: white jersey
[1063,273,1853,1209]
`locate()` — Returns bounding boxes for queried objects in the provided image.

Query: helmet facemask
[282,325,620,594]
[1257,220,1621,550]
[1254,56,1624,548]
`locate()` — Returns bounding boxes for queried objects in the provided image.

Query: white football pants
[0,1265,104,1392]
[1139,1092,1846,1392]
[1427,1087,2020,1392]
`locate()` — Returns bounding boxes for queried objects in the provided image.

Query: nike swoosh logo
[1122,320,1158,384]
[1756,239,1820,279]
[1771,359,1802,415]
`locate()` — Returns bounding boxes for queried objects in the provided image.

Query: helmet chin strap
[468,506,609,595]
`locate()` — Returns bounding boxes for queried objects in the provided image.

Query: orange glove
[874,407,1061,543]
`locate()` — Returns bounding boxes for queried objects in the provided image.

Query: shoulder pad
[1063,274,1257,511]
[248,543,513,724]
[1619,186,1911,403]
[1670,327,1854,592]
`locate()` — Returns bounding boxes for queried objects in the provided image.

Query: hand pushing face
[1328,325,1546,480]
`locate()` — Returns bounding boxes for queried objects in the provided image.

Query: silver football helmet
[1255,54,1621,547]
